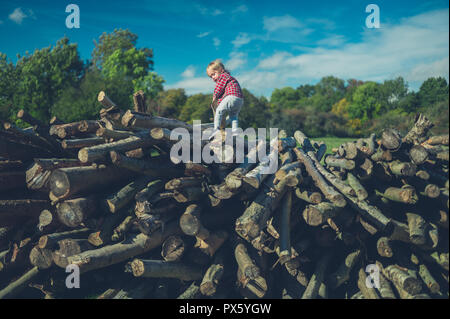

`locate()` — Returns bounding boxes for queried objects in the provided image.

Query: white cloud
[232,33,251,48]
[9,8,27,24]
[213,37,221,48]
[226,52,247,71]
[166,77,215,95]
[212,9,224,16]
[316,35,346,47]
[233,5,248,14]
[197,31,211,38]
[241,9,449,95]
[263,15,303,32]
[181,65,196,78]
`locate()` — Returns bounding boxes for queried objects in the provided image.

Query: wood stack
[0,93,448,299]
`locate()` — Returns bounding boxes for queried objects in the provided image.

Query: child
[206,59,244,140]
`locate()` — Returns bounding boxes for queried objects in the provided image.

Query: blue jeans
[214,95,243,130]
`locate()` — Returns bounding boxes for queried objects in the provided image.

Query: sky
[0,0,449,98]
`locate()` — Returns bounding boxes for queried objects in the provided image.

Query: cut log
[382,128,402,150]
[49,165,135,200]
[56,197,98,228]
[38,209,60,233]
[0,266,40,299]
[111,216,135,242]
[302,202,342,227]
[105,176,154,213]
[425,135,449,146]
[130,259,203,281]
[38,228,91,249]
[406,213,427,245]
[0,199,50,225]
[356,133,377,156]
[324,155,355,170]
[403,113,434,144]
[52,239,93,268]
[377,237,394,258]
[234,241,260,280]
[67,221,182,273]
[110,151,184,178]
[96,127,137,141]
[62,137,104,149]
[376,186,418,204]
[0,137,53,160]
[161,235,185,262]
[200,248,225,296]
[346,172,368,200]
[89,209,135,247]
[381,264,422,295]
[301,252,333,299]
[328,249,361,289]
[122,110,193,131]
[409,145,429,165]
[29,246,53,269]
[78,134,157,163]
[388,160,417,177]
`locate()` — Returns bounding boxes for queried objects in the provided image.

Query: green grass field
[315,137,356,156]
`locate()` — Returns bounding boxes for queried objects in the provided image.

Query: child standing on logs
[206,59,244,141]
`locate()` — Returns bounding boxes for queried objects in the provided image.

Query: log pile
[0,92,448,299]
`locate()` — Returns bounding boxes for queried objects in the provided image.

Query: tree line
[0,29,448,137]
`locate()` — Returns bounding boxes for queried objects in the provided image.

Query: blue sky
[0,0,448,98]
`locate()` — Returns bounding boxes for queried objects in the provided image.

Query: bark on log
[301,252,332,299]
[49,165,135,200]
[293,147,346,207]
[200,248,225,296]
[110,151,184,178]
[130,259,203,281]
[294,187,322,204]
[52,239,93,268]
[324,155,355,170]
[234,241,260,280]
[347,172,368,200]
[327,249,361,289]
[122,110,193,131]
[425,135,449,146]
[61,137,104,149]
[67,221,182,273]
[38,228,91,249]
[376,186,418,204]
[0,266,40,299]
[0,199,50,225]
[105,176,154,213]
[403,113,434,145]
[406,213,427,245]
[381,264,422,295]
[0,171,26,192]
[0,137,53,160]
[377,237,394,258]
[302,202,342,227]
[78,134,157,163]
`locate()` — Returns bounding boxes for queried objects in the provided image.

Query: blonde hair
[206,59,228,74]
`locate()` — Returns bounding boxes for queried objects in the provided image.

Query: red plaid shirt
[213,71,243,104]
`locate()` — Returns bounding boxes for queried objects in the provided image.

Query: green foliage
[51,70,106,122]
[239,89,271,129]
[154,89,187,118]
[179,93,212,124]
[12,37,84,124]
[418,77,449,107]
[348,82,386,122]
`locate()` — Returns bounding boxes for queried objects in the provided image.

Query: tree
[179,93,212,124]
[418,77,449,107]
[239,89,271,129]
[270,87,299,109]
[310,76,346,112]
[12,37,84,124]
[92,28,151,70]
[154,89,187,118]
[0,53,16,120]
[348,82,386,122]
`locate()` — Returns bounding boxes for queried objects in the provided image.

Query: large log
[0,199,50,225]
[105,175,154,213]
[130,259,203,281]
[110,151,184,178]
[0,136,53,160]
[122,110,193,131]
[67,221,182,273]
[38,228,91,249]
[0,266,40,299]
[48,165,135,200]
[78,134,157,163]
[52,239,93,268]
[56,197,98,228]
[293,147,346,207]
[61,137,104,149]
[301,252,333,299]
[403,113,434,144]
